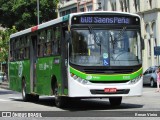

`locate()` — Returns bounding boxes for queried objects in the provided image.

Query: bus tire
[22,78,30,102]
[55,96,66,108]
[53,82,65,108]
[30,94,39,102]
[109,97,122,106]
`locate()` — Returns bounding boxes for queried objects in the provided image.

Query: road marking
[9,97,22,100]
[0,99,9,101]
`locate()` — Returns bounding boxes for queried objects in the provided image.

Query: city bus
[9,11,144,108]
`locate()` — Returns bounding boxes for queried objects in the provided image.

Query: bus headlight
[70,73,90,85]
[129,75,142,84]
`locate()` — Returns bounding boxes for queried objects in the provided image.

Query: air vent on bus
[89,80,130,84]
[82,69,133,74]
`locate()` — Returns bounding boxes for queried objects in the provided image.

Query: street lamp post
[37,0,40,25]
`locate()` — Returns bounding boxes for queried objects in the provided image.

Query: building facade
[57,0,103,17]
[58,0,160,71]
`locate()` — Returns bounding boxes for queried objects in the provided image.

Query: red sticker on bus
[31,26,38,32]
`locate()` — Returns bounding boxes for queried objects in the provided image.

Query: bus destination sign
[72,15,139,25]
[81,16,129,24]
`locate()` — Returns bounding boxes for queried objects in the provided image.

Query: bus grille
[83,69,133,74]
[89,80,130,83]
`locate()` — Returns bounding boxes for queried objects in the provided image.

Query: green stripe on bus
[70,67,142,81]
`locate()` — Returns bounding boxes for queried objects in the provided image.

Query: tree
[0,26,17,74]
[0,26,17,63]
[0,0,58,31]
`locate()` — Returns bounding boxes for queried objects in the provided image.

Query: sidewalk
[0,81,9,89]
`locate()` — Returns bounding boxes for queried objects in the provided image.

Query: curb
[0,81,9,89]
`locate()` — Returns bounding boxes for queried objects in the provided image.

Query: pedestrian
[156,67,160,92]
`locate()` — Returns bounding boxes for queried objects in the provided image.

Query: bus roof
[10,11,140,39]
[69,11,140,17]
[10,15,69,39]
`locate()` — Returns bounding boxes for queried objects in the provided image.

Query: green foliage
[0,26,17,62]
[0,0,58,31]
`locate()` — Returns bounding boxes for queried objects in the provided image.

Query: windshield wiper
[117,26,127,40]
[110,26,127,54]
[88,26,101,46]
[88,26,102,55]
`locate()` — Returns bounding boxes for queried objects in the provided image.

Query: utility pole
[37,0,40,25]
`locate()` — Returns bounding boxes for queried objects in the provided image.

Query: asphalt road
[0,86,160,119]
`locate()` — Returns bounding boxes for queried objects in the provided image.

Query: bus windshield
[70,27,142,66]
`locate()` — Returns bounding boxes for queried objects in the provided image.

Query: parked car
[143,66,158,87]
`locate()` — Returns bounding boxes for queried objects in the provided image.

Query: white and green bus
[9,11,144,108]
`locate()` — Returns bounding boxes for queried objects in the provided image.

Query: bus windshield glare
[70,27,142,66]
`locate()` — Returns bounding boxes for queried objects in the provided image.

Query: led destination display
[72,15,140,25]
[80,17,130,24]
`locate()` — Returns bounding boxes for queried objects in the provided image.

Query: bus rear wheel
[109,97,122,106]
[22,78,29,102]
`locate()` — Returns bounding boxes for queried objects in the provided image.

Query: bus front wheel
[54,82,66,108]
[109,97,122,106]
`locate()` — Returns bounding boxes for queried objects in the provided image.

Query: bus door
[30,35,37,92]
[61,26,69,94]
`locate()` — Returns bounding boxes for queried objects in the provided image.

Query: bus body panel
[9,56,62,96]
[35,56,62,95]
[9,60,30,93]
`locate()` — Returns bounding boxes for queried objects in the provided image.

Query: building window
[66,10,70,15]
[71,7,77,13]
[62,11,66,16]
[154,38,157,47]
[148,39,151,57]
[114,2,116,11]
[80,8,84,12]
[120,1,124,12]
[149,0,152,8]
[124,0,128,12]
[111,2,116,11]
[134,0,140,12]
[87,5,92,11]
[127,0,130,12]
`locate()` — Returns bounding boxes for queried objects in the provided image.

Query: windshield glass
[70,27,142,66]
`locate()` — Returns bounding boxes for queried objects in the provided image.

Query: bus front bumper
[68,77,143,97]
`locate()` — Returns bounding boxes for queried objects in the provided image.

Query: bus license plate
[104,88,117,93]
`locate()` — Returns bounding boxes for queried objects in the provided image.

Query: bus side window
[10,39,14,61]
[38,31,46,57]
[44,29,52,56]
[24,47,29,59]
[52,26,60,55]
